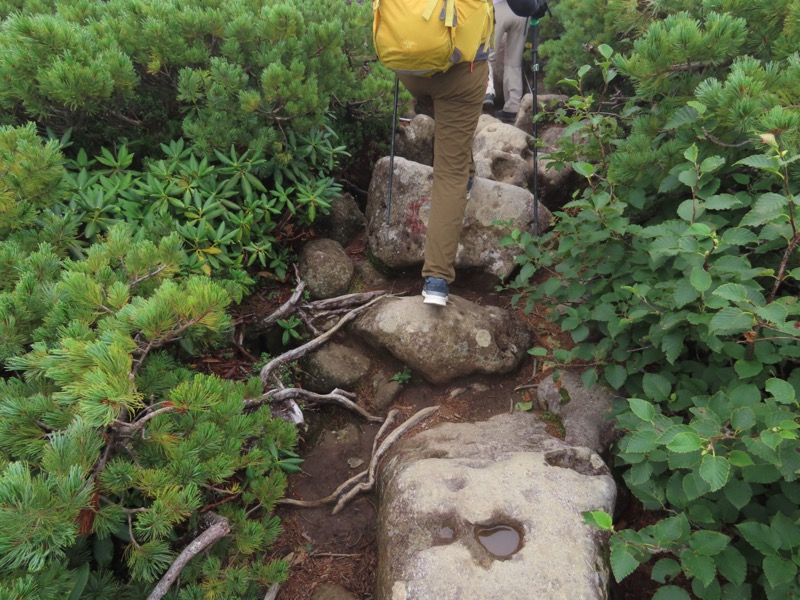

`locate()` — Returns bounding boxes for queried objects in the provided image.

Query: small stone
[348,457,365,469]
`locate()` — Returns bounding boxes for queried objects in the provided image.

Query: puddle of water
[438,526,455,540]
[475,524,523,558]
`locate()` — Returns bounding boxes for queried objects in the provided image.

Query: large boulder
[301,342,372,393]
[297,238,354,300]
[376,412,616,600]
[364,157,551,279]
[395,114,434,167]
[313,193,366,248]
[349,295,531,385]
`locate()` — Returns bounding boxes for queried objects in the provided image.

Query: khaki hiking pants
[491,0,529,113]
[398,60,490,284]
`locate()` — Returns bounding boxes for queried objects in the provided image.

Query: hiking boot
[422,276,448,306]
[483,93,495,110]
[496,110,517,124]
[466,175,475,200]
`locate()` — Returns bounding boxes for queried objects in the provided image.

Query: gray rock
[376,412,616,600]
[537,371,618,455]
[301,341,372,393]
[314,193,366,248]
[395,114,434,167]
[365,157,552,279]
[298,238,354,300]
[353,259,390,288]
[349,295,531,385]
[371,370,404,412]
[311,582,359,600]
[515,92,570,136]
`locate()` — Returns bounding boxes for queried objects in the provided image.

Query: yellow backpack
[372,0,494,76]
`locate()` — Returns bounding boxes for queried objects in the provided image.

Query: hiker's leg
[422,61,489,283]
[496,1,527,113]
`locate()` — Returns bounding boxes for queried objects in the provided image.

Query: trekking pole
[530,17,540,235]
[385,75,400,225]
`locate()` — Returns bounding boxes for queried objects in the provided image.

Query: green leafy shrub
[0,224,297,598]
[60,133,345,282]
[506,3,800,597]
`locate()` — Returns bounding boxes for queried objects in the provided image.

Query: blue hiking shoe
[422,276,449,306]
[466,175,475,200]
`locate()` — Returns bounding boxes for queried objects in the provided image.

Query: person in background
[396,50,491,306]
[488,0,528,123]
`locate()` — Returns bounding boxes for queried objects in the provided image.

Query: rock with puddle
[376,412,616,599]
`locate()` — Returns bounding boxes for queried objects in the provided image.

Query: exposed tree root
[277,406,439,513]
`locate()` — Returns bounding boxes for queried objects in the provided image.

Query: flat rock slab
[349,295,531,385]
[376,413,616,600]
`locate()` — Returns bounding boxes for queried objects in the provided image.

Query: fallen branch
[146,513,230,600]
[259,294,389,387]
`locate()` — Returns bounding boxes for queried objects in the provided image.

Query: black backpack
[505,0,548,19]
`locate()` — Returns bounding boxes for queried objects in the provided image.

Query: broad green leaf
[668,432,704,453]
[689,530,730,556]
[723,478,752,509]
[735,154,780,171]
[766,378,796,404]
[677,198,697,220]
[686,222,712,237]
[754,303,788,324]
[528,347,548,357]
[581,367,598,388]
[628,398,656,422]
[700,455,730,491]
[726,450,754,467]
[680,549,717,587]
[652,558,681,583]
[643,372,672,401]
[653,515,690,545]
[763,555,797,588]
[721,227,758,246]
[515,401,533,411]
[683,471,711,501]
[605,364,627,389]
[715,545,747,586]
[653,586,691,600]
[674,278,701,308]
[739,193,788,227]
[68,562,91,600]
[665,106,699,130]
[610,542,640,582]
[699,156,725,173]
[626,428,660,453]
[690,268,712,293]
[708,308,755,335]
[712,283,750,303]
[684,144,699,163]
[598,43,613,59]
[582,510,614,531]
[705,194,742,210]
[731,407,756,431]
[734,359,762,379]
[736,521,781,555]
